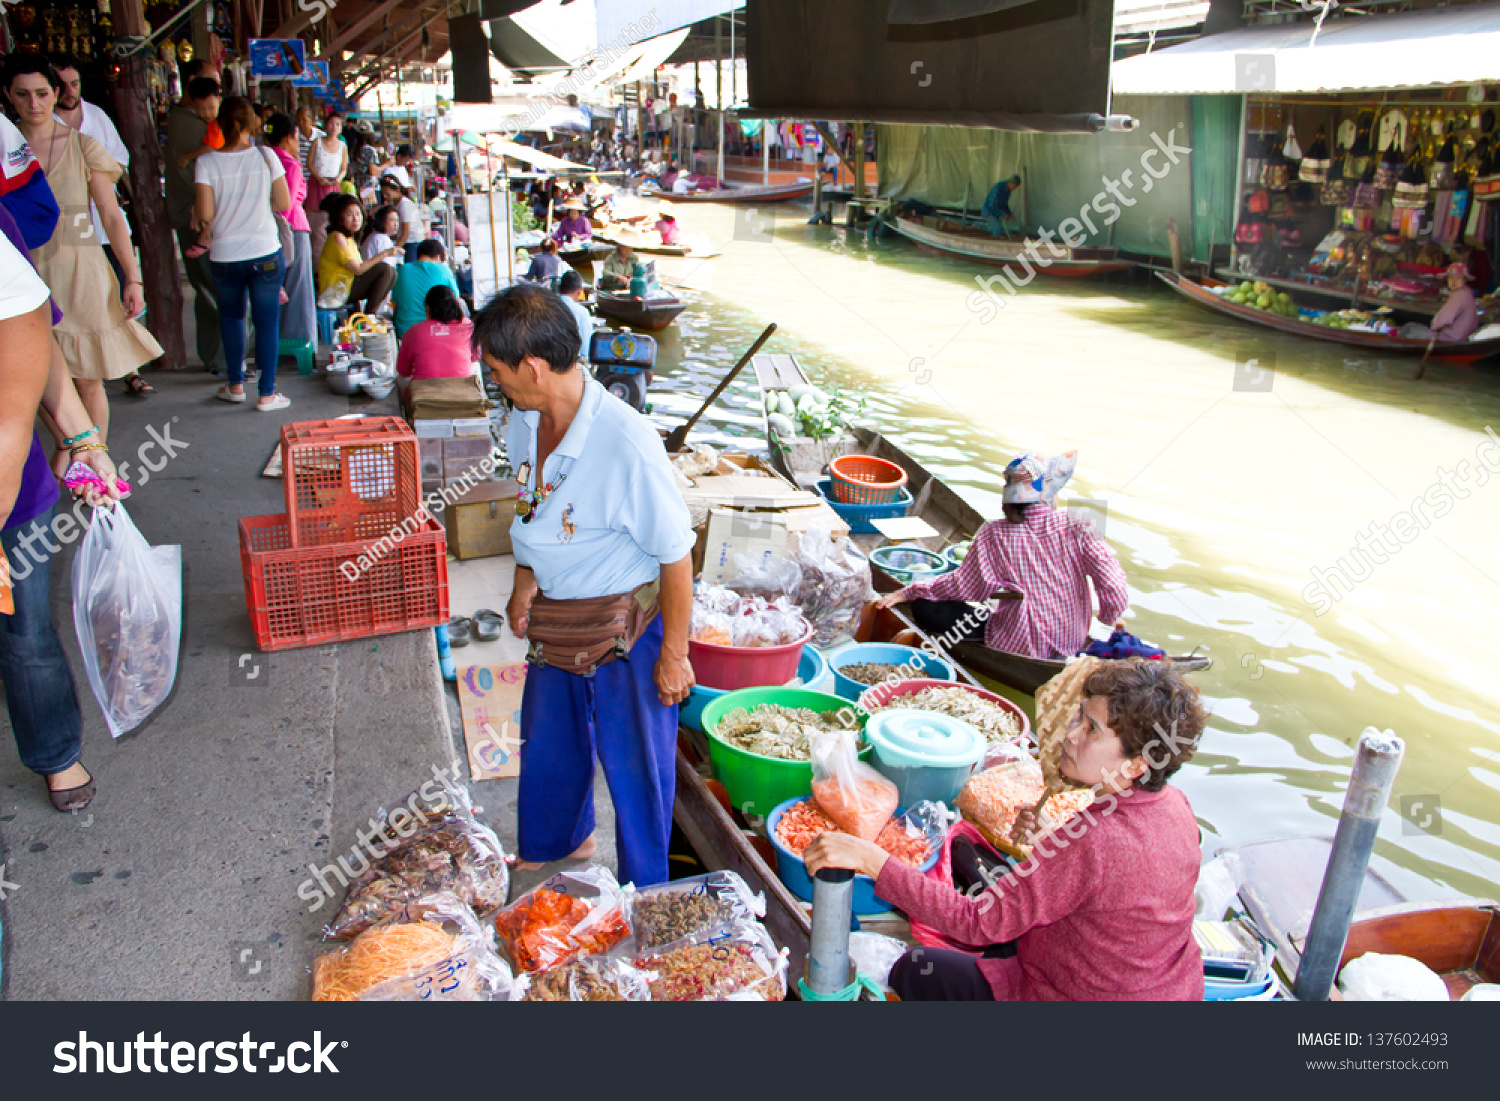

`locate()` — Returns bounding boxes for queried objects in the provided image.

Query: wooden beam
[318,0,406,60]
[112,0,185,367]
[349,34,427,102]
[341,1,435,65]
[346,19,427,89]
[268,6,317,40]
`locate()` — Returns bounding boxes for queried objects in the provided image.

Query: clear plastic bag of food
[523,955,655,1002]
[314,894,518,1002]
[810,727,899,841]
[634,921,789,1001]
[957,759,1093,854]
[494,863,633,973]
[70,504,182,739]
[693,583,743,615]
[731,608,783,648]
[690,606,735,646]
[328,782,510,939]
[730,551,802,603]
[791,524,875,648]
[632,870,767,952]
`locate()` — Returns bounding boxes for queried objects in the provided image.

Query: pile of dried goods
[494,866,631,973]
[632,871,764,952]
[957,758,1093,851]
[713,703,855,761]
[838,661,908,686]
[775,799,931,867]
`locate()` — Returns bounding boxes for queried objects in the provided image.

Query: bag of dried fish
[786,523,876,649]
[713,702,861,761]
[634,922,789,1001]
[315,894,519,1002]
[494,864,632,973]
[632,870,767,952]
[523,956,654,1002]
[328,789,510,940]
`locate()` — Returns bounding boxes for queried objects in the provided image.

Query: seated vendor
[654,202,681,246]
[875,451,1128,659]
[551,198,593,245]
[394,284,475,392]
[600,230,652,291]
[805,658,1207,1001]
[1399,262,1479,343]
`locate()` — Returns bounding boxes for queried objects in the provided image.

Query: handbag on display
[1473,141,1500,202]
[1283,121,1303,162]
[1278,226,1302,248]
[1247,189,1270,214]
[1373,146,1402,190]
[1321,157,1353,206]
[1428,135,1457,190]
[1268,192,1291,218]
[1234,221,1267,245]
[1299,128,1331,183]
[1392,156,1430,209]
[1353,161,1380,209]
[1262,142,1291,191]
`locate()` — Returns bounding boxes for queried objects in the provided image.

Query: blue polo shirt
[505,375,694,600]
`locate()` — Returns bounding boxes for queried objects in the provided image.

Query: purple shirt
[552,213,592,242]
[1431,285,1478,342]
[0,201,60,530]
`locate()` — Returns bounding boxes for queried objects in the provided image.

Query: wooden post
[113,0,185,367]
[852,122,866,201]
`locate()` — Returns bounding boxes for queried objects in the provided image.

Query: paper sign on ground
[457,663,526,780]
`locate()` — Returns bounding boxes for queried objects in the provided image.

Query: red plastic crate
[239,511,449,651]
[280,418,421,548]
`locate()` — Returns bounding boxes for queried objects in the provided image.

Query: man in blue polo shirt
[391,239,459,339]
[476,282,694,888]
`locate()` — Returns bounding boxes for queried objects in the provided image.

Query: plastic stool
[316,307,340,346]
[279,338,315,376]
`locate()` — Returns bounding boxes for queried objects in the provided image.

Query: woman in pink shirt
[266,113,315,348]
[395,284,475,389]
[806,658,1206,1001]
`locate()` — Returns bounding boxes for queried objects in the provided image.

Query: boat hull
[1158,270,1500,361]
[891,215,1131,277]
[641,181,814,204]
[595,291,685,331]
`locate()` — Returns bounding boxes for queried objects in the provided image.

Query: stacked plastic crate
[238,418,450,650]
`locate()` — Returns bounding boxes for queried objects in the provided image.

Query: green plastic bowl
[701,687,871,821]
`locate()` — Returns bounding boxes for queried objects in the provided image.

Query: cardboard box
[456,663,526,780]
[442,479,519,559]
[698,503,847,586]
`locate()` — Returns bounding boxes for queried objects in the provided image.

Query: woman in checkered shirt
[876,452,1129,659]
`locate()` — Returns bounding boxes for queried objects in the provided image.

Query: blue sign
[248,39,307,79]
[292,60,329,90]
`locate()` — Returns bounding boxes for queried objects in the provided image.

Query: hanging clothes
[1377,109,1409,153]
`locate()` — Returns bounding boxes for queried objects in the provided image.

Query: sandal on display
[472,609,504,641]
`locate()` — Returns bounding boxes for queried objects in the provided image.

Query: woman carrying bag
[195,97,293,411]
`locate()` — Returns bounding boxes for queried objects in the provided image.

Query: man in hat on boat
[600,228,654,292]
[551,197,592,245]
[1399,261,1479,343]
[874,451,1129,659]
[981,173,1023,237]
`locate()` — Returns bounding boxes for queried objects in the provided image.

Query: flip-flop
[472,609,504,642]
[448,616,473,646]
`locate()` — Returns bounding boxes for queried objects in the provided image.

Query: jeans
[0,508,84,775]
[212,251,285,398]
[280,230,317,347]
[175,226,224,371]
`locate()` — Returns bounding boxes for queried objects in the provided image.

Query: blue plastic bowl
[680,646,829,734]
[827,642,956,702]
[766,797,939,915]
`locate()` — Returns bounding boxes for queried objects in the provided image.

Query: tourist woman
[3,55,161,444]
[875,451,1128,659]
[195,96,292,411]
[265,113,316,350]
[317,193,398,316]
[806,658,1206,1001]
[304,108,347,262]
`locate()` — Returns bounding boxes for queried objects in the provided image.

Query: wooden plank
[751,352,807,393]
[673,750,811,980]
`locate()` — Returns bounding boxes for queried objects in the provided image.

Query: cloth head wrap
[1002,451,1077,506]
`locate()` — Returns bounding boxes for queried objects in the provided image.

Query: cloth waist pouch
[526,579,661,674]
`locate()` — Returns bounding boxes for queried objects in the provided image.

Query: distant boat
[889,213,1131,278]
[640,180,814,204]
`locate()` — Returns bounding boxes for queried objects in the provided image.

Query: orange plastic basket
[281,418,421,548]
[239,512,449,651]
[829,454,908,506]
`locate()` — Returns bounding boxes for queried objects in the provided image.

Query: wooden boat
[1226,835,1499,999]
[593,226,722,259]
[750,352,1212,695]
[889,212,1132,278]
[640,180,815,204]
[1158,271,1500,362]
[594,290,686,332]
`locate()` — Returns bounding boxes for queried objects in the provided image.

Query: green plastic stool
[279,338,315,376]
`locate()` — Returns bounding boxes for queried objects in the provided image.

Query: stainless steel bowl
[326,367,371,396]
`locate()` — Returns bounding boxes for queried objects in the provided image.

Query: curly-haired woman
[806,657,1207,1001]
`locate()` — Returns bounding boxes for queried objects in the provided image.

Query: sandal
[448,616,473,647]
[255,393,291,412]
[472,609,504,642]
[216,384,247,403]
[124,374,155,396]
[47,767,96,813]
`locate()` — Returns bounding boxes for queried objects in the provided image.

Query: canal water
[633,200,1500,904]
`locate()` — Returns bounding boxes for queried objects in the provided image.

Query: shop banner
[292,60,330,90]
[248,38,307,79]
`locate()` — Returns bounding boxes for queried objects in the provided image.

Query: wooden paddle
[664,323,777,452]
[1413,333,1437,381]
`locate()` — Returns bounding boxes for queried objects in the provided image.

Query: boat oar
[664,323,777,452]
[1413,333,1436,381]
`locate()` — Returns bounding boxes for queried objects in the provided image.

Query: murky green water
[630,200,1500,905]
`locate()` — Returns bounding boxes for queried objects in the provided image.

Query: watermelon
[777,392,796,419]
[768,412,797,438]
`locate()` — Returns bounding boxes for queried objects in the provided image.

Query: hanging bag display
[1320,155,1352,206]
[1261,141,1291,191]
[1473,140,1500,202]
[1247,189,1270,214]
[1392,153,1430,210]
[1345,126,1373,179]
[1428,133,1457,191]
[1354,161,1380,209]
[1300,128,1331,183]
[1373,145,1402,190]
[1283,120,1303,162]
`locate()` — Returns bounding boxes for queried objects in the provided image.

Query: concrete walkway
[0,364,458,999]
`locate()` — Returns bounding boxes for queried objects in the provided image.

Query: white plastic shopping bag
[71,504,182,738]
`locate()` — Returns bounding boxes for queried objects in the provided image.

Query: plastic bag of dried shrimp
[631,870,767,953]
[810,726,899,841]
[523,956,655,1002]
[328,781,510,940]
[313,893,519,1002]
[634,921,789,1001]
[494,863,633,973]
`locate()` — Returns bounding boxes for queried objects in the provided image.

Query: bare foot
[515,835,597,872]
[47,761,91,790]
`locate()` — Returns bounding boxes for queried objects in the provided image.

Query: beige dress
[30,127,163,380]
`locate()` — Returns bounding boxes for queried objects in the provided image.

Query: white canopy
[1112,3,1500,96]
